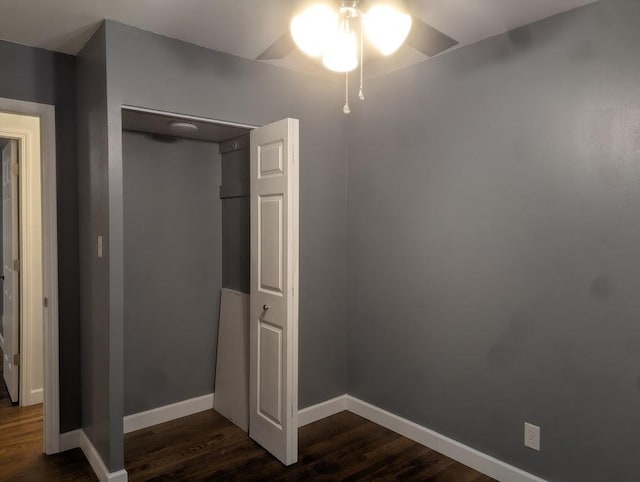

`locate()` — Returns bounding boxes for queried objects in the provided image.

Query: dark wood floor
[1,348,494,481]
[0,347,96,481]
[125,409,495,482]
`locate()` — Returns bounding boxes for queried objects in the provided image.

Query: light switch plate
[524,422,540,451]
[97,235,103,258]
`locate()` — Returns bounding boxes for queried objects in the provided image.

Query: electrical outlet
[524,422,540,451]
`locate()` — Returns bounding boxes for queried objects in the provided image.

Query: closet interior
[121,108,253,435]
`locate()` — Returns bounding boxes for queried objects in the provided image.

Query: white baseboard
[58,429,128,481]
[123,393,215,434]
[344,396,546,482]
[61,392,544,482]
[28,387,43,405]
[58,429,82,453]
[77,429,127,482]
[298,395,348,427]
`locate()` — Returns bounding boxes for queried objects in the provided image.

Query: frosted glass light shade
[290,4,337,57]
[322,20,358,72]
[364,4,412,55]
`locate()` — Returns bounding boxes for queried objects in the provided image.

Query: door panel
[249,118,299,465]
[258,320,282,425]
[258,195,283,294]
[258,141,284,178]
[2,140,19,403]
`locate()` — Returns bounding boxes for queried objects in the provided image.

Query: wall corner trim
[59,429,128,482]
[298,395,547,482]
[298,395,348,427]
[79,430,128,482]
[123,393,215,434]
[58,429,82,453]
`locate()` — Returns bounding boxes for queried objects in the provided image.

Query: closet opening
[120,107,300,470]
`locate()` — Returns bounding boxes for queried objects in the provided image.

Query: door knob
[263,304,269,311]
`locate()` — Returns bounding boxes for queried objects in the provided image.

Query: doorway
[120,106,299,466]
[0,98,60,455]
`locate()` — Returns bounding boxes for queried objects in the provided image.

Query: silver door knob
[263,304,269,311]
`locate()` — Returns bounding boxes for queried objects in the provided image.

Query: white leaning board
[214,288,250,432]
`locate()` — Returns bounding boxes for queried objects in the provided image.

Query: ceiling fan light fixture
[287,0,416,113]
[364,4,412,56]
[322,18,358,72]
[290,3,337,57]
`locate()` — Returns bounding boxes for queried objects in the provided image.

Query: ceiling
[0,0,598,77]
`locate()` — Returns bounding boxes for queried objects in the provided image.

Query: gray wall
[123,131,221,415]
[221,138,250,293]
[80,20,349,470]
[347,1,640,481]
[105,19,350,408]
[76,24,121,470]
[0,39,80,432]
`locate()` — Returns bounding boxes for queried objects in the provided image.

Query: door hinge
[13,353,19,367]
[43,297,49,308]
[11,162,19,177]
[13,259,19,272]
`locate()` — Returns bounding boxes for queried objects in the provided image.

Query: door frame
[0,97,60,454]
[121,105,260,130]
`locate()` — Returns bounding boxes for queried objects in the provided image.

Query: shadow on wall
[439,6,605,79]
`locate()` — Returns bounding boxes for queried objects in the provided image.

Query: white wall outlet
[524,422,541,451]
[97,235,103,258]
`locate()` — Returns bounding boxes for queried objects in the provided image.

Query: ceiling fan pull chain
[343,71,351,114]
[359,15,365,101]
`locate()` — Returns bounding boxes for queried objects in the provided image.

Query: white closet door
[249,118,299,465]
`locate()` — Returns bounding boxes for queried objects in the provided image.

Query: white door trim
[0,97,60,454]
[1,120,43,407]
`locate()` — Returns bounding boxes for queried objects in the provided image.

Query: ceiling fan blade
[256,31,296,60]
[405,18,458,57]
